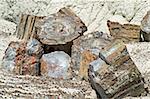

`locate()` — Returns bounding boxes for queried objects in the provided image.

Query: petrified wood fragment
[99,40,130,66]
[107,20,141,43]
[2,39,43,75]
[35,7,87,45]
[89,54,145,98]
[16,14,45,40]
[72,31,111,70]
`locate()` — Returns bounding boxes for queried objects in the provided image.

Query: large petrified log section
[89,40,146,98]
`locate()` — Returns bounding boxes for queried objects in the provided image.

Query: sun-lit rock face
[40,51,71,79]
[36,7,87,45]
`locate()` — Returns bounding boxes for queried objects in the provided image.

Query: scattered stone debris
[107,20,141,43]
[2,7,150,99]
[40,51,72,79]
[141,10,150,42]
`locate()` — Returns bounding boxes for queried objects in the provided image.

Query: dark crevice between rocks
[43,41,73,57]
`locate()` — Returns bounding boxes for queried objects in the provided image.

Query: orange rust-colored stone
[79,50,97,80]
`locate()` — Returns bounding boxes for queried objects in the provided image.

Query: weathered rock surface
[99,40,130,66]
[0,70,97,99]
[26,39,44,58]
[2,39,43,75]
[72,31,111,70]
[107,20,141,43]
[2,41,20,72]
[89,57,145,98]
[40,51,71,79]
[141,10,150,42]
[36,7,87,45]
[79,50,97,80]
[16,14,45,40]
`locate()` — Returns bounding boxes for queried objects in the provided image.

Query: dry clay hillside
[0,0,150,98]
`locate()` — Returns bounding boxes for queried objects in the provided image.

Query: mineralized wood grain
[0,70,96,99]
[107,20,141,43]
[89,59,145,99]
[99,40,130,66]
[16,14,45,41]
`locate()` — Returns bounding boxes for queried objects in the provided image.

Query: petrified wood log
[0,70,97,98]
[107,20,141,43]
[89,41,146,99]
[35,7,87,45]
[89,59,145,99]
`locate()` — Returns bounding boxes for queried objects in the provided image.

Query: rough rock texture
[72,31,110,70]
[79,50,97,80]
[2,39,43,75]
[0,70,97,99]
[16,14,45,40]
[2,41,20,72]
[141,10,150,41]
[35,7,87,45]
[89,40,146,98]
[40,51,72,79]
[26,39,44,58]
[99,40,130,66]
[89,55,145,98]
[107,20,141,43]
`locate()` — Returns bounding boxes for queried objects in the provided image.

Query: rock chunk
[2,41,20,72]
[89,40,146,98]
[107,20,141,43]
[99,40,130,66]
[35,7,87,45]
[40,51,71,79]
[72,31,111,70]
[2,39,43,75]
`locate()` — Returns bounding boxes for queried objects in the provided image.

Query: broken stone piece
[107,20,141,43]
[40,51,71,79]
[2,39,43,75]
[88,58,145,98]
[2,41,20,72]
[35,7,87,45]
[26,38,44,58]
[79,50,97,80]
[71,31,111,70]
[99,39,130,66]
[141,11,150,42]
[16,14,45,40]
